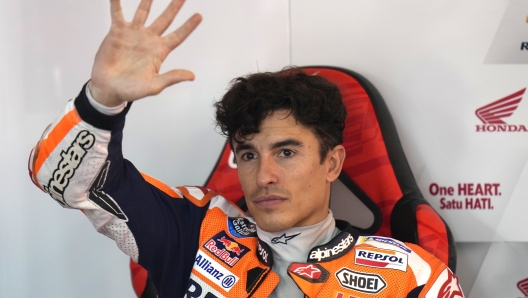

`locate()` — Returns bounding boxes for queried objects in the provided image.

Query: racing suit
[29,84,464,297]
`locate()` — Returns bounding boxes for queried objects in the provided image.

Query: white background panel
[468,242,528,298]
[290,0,528,242]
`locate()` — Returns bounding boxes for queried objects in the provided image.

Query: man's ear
[326,145,345,183]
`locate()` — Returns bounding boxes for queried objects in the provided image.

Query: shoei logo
[203,231,249,267]
[44,130,95,206]
[335,268,386,294]
[518,277,528,297]
[475,89,527,132]
[354,247,408,272]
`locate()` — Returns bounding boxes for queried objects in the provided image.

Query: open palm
[89,0,201,107]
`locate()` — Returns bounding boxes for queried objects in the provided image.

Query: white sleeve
[86,85,127,115]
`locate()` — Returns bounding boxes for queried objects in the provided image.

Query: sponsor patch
[309,233,355,262]
[203,231,249,267]
[360,236,412,253]
[227,217,257,238]
[193,250,239,292]
[271,233,300,244]
[187,273,225,298]
[437,269,463,298]
[335,268,387,294]
[257,239,272,267]
[44,130,95,206]
[288,263,329,283]
[354,247,408,272]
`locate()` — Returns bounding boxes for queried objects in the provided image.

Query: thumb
[150,69,195,94]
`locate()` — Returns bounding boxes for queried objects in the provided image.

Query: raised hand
[89,0,202,107]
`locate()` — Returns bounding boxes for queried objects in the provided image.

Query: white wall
[1,0,527,297]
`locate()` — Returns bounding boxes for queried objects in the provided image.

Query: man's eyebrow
[271,139,303,149]
[235,143,255,153]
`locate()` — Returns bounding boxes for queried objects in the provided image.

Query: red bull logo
[217,236,245,256]
[203,231,249,267]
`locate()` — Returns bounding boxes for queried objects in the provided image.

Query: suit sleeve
[404,244,465,298]
[28,84,209,293]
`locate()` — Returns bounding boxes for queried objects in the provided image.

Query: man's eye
[279,149,295,157]
[242,152,256,161]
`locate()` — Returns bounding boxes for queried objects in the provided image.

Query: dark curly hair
[214,67,347,163]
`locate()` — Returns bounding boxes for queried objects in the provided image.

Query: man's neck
[256,210,337,262]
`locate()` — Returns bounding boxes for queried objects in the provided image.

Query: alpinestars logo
[45,130,95,207]
[288,263,330,283]
[438,269,463,298]
[475,89,527,132]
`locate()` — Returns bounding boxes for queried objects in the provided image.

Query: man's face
[234,110,344,232]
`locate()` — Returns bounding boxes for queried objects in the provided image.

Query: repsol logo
[357,251,404,263]
[45,130,95,206]
[309,234,354,262]
[354,248,408,272]
[335,268,387,294]
[257,241,269,265]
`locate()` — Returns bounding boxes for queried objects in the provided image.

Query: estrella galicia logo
[44,130,95,207]
[203,231,249,267]
[227,217,257,238]
[475,89,527,132]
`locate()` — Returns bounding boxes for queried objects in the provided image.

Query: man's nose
[256,156,278,188]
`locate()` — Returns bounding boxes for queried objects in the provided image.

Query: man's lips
[253,195,287,207]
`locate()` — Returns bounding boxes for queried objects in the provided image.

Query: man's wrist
[87,81,125,108]
[86,82,127,116]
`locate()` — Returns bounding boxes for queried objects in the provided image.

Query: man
[29,0,464,297]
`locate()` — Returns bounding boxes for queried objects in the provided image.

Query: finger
[132,0,153,25]
[110,0,125,23]
[164,13,202,51]
[149,0,185,35]
[151,69,195,94]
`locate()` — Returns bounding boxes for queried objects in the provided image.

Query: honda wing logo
[518,277,528,297]
[475,89,527,132]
